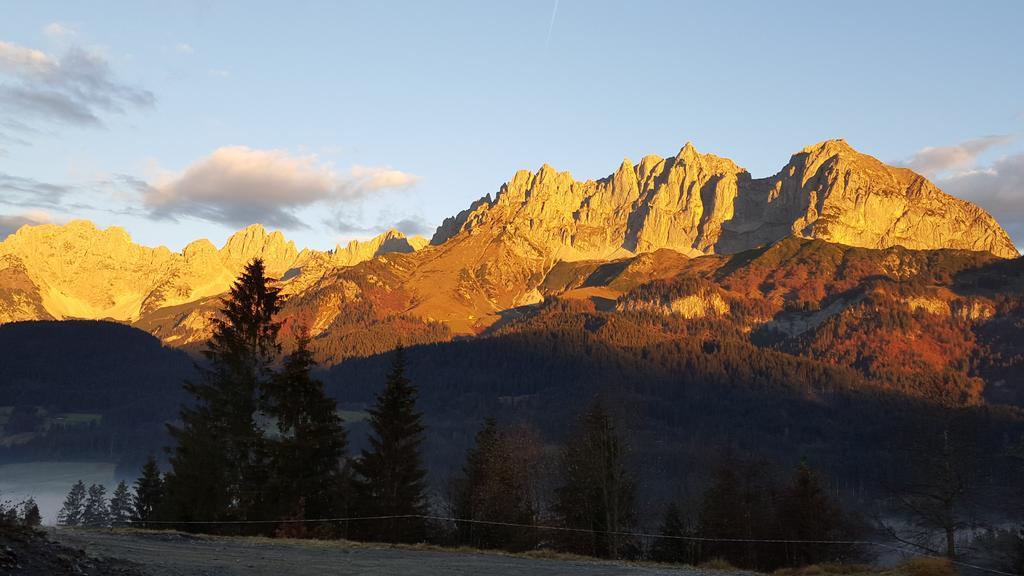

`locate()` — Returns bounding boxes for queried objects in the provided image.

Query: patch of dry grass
[891,557,956,576]
[773,563,879,576]
[700,557,738,571]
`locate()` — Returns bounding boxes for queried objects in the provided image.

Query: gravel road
[50,529,750,576]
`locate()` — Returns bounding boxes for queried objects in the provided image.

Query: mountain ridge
[0,138,1018,347]
[435,138,1016,260]
[0,221,427,323]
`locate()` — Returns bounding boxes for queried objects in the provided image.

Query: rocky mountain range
[0,221,426,325]
[0,139,1019,381]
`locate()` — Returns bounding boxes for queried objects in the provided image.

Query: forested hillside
[0,321,192,468]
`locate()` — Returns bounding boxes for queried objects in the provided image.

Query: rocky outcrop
[331,229,428,267]
[617,289,730,319]
[433,139,1018,259]
[0,221,423,324]
[0,138,1017,342]
[0,254,52,322]
[220,223,303,275]
[717,140,1019,258]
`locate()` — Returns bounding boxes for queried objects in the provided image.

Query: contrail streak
[544,0,560,51]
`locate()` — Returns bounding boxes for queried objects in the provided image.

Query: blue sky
[1,1,1022,251]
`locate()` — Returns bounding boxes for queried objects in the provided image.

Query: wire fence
[107,514,1021,576]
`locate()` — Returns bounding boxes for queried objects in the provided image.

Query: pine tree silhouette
[263,331,349,530]
[57,480,86,527]
[21,498,41,527]
[109,481,134,526]
[554,399,636,559]
[163,258,282,529]
[82,483,110,527]
[651,502,692,564]
[779,459,843,565]
[452,417,499,546]
[352,346,428,543]
[451,417,536,550]
[133,456,164,523]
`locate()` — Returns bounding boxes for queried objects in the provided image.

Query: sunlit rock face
[0,139,1016,346]
[331,229,427,267]
[0,222,425,324]
[436,139,1018,260]
[716,140,1019,258]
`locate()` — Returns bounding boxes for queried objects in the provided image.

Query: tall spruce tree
[554,399,636,559]
[21,498,41,527]
[697,457,784,570]
[452,418,500,546]
[109,481,134,526]
[133,456,164,523]
[57,480,87,527]
[82,483,110,528]
[352,347,428,543]
[651,502,693,564]
[451,418,536,550]
[263,332,349,527]
[779,460,842,565]
[163,259,282,528]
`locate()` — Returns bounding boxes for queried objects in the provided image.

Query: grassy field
[0,461,118,524]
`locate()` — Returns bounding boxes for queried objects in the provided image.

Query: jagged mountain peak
[799,137,855,157]
[0,220,428,325]
[431,139,1017,260]
[0,138,1018,343]
[331,228,428,267]
[220,223,299,274]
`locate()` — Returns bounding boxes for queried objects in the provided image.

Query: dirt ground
[0,526,143,576]
[50,528,753,576]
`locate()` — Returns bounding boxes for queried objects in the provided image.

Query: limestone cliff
[331,229,428,267]
[433,139,1018,259]
[717,140,1019,258]
[0,221,421,324]
[0,138,1017,343]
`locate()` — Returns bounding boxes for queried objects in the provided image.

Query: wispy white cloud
[902,135,1014,177]
[544,0,560,51]
[175,43,194,55]
[0,34,152,133]
[42,22,77,41]
[329,212,432,238]
[143,146,419,229]
[0,209,53,239]
[349,165,419,190]
[0,172,72,207]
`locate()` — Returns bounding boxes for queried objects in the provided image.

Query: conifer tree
[779,460,840,565]
[263,332,349,526]
[21,498,41,527]
[452,418,499,546]
[163,259,282,527]
[57,480,87,527]
[352,346,428,543]
[0,500,15,526]
[109,481,134,526]
[451,418,536,550]
[82,483,110,527]
[697,457,785,570]
[554,399,636,559]
[651,502,693,564]
[133,456,164,523]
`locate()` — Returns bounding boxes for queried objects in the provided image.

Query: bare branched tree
[882,422,988,559]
